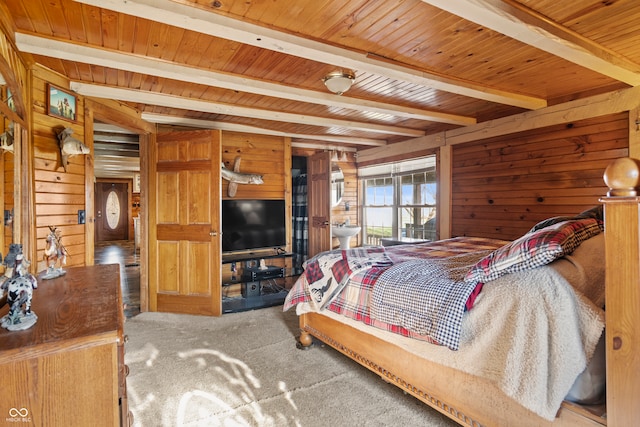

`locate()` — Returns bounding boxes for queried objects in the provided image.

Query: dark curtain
[292,174,308,273]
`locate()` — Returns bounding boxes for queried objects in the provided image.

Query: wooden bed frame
[297,157,640,427]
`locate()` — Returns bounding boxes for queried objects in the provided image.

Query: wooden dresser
[0,264,130,426]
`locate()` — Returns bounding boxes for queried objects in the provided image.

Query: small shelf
[222,251,293,264]
[222,267,294,287]
[222,290,288,313]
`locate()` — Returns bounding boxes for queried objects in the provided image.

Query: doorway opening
[92,121,142,317]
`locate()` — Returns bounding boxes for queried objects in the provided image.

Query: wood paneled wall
[221,131,290,201]
[31,66,87,271]
[451,113,628,240]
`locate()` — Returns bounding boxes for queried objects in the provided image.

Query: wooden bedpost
[297,314,314,349]
[601,157,640,426]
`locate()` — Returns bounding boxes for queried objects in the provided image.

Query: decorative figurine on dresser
[40,225,68,280]
[0,243,39,331]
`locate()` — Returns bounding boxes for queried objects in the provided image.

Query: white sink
[331,225,361,249]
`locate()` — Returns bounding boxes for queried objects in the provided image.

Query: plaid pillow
[465,218,602,284]
[527,206,603,233]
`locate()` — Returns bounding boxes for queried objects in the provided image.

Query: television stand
[221,252,295,313]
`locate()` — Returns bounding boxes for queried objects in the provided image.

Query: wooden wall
[31,66,88,271]
[451,113,628,240]
[221,131,290,201]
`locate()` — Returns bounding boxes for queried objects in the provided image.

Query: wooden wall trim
[83,105,95,266]
[284,136,293,252]
[0,23,27,125]
[138,132,151,312]
[20,68,34,267]
[85,98,155,134]
[630,107,640,159]
[357,146,438,168]
[439,145,452,240]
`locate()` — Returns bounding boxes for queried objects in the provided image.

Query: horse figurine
[41,226,68,280]
[1,252,38,331]
[0,122,14,153]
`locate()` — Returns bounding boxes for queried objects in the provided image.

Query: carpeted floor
[124,306,460,427]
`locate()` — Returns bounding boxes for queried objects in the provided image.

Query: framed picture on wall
[47,83,77,122]
[133,173,141,193]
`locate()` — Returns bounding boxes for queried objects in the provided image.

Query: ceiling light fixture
[322,70,356,95]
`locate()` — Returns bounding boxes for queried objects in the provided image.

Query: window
[360,156,437,246]
[105,190,121,229]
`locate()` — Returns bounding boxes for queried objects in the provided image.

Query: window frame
[360,156,437,245]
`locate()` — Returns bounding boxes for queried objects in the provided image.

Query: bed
[284,158,640,427]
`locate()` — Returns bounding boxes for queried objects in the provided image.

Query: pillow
[465,218,602,284]
[528,205,603,233]
[551,233,605,308]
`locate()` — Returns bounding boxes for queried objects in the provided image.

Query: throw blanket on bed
[285,237,506,344]
[303,246,393,310]
[371,251,489,350]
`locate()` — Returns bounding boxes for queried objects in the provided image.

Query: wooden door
[307,151,332,258]
[149,129,222,316]
[95,182,129,241]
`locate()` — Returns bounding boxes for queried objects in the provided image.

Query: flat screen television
[222,199,286,252]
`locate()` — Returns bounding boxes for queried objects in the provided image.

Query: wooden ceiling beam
[141,113,387,147]
[71,82,421,137]
[15,33,475,126]
[74,0,546,109]
[422,0,640,86]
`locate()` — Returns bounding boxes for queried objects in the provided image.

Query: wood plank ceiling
[4,0,640,174]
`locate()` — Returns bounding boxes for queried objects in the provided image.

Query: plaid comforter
[284,236,508,348]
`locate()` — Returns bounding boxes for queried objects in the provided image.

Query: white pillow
[550,233,605,308]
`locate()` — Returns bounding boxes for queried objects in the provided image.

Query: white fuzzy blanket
[302,261,605,421]
[457,265,604,419]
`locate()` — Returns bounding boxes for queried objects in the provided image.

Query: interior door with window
[95,182,129,241]
[149,129,222,316]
